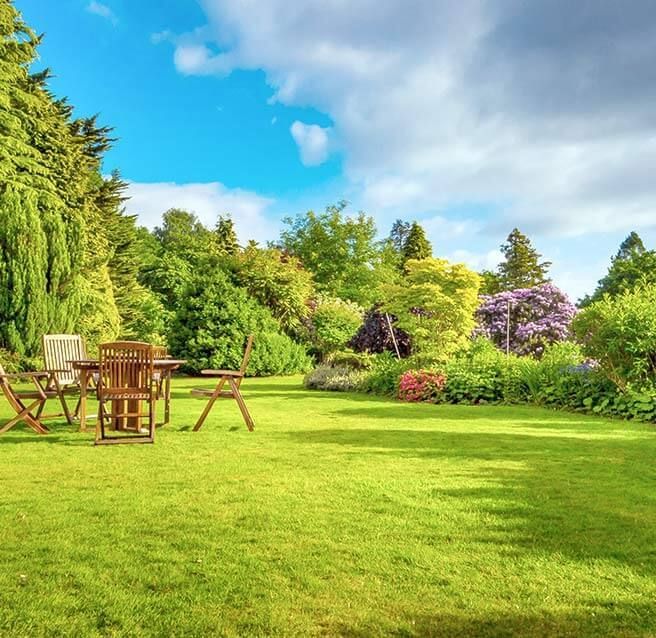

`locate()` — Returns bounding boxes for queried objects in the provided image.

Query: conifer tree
[215,215,240,255]
[389,219,411,253]
[580,231,656,306]
[496,228,551,291]
[401,222,432,264]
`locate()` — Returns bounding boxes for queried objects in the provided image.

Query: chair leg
[54,380,74,425]
[149,398,156,441]
[193,378,226,431]
[1,399,48,435]
[228,377,255,432]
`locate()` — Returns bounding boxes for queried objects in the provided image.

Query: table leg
[164,370,171,425]
[79,369,88,433]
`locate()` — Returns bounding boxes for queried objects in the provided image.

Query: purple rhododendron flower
[475,283,577,357]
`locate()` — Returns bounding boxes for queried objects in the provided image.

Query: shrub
[349,306,412,357]
[573,285,656,387]
[441,338,526,404]
[303,365,366,392]
[359,352,414,396]
[249,332,313,376]
[325,349,373,370]
[476,283,577,357]
[398,370,446,402]
[310,296,364,358]
[169,269,310,375]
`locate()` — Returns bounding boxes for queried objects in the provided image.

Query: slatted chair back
[99,341,154,396]
[152,345,168,360]
[43,334,86,386]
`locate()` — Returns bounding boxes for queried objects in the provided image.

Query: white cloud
[289,121,331,166]
[86,1,117,25]
[123,181,278,244]
[160,0,656,239]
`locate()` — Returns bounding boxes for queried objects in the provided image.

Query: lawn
[1,376,656,637]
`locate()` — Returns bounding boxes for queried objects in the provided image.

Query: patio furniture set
[0,335,255,445]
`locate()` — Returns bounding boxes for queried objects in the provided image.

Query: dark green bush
[169,269,311,375]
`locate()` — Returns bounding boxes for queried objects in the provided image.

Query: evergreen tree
[580,231,656,307]
[389,219,411,253]
[401,221,432,264]
[214,215,240,255]
[496,228,551,291]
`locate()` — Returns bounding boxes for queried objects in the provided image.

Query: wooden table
[70,359,186,432]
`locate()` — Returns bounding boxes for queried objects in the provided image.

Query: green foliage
[248,332,313,376]
[310,296,363,358]
[580,232,656,306]
[358,352,414,396]
[214,215,240,256]
[168,268,310,375]
[573,285,656,387]
[401,221,432,265]
[383,258,480,360]
[496,228,551,291]
[442,338,525,405]
[233,244,314,335]
[388,219,411,253]
[278,202,392,305]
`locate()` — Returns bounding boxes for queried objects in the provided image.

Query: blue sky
[17,0,656,300]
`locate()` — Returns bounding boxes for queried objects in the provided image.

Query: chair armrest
[200,369,244,377]
[0,371,49,380]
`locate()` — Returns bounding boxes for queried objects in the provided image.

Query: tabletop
[70,359,187,370]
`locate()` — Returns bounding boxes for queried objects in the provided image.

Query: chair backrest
[239,335,254,376]
[43,334,86,386]
[152,345,168,360]
[99,342,154,394]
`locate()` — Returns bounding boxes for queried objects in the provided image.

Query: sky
[17,0,656,301]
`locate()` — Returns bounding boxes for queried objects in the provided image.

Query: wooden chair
[0,363,55,435]
[42,334,88,425]
[192,335,255,432]
[96,342,156,445]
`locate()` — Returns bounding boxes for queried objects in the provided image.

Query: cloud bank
[161,0,656,238]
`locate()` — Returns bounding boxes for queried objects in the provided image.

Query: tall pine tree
[401,222,432,265]
[580,231,656,306]
[496,228,551,291]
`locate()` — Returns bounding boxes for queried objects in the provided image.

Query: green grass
[1,376,656,637]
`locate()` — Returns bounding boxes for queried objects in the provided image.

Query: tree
[573,284,656,388]
[310,296,363,359]
[214,215,240,256]
[232,245,314,335]
[383,258,480,361]
[401,222,432,264]
[580,232,656,307]
[168,267,310,375]
[479,269,502,295]
[496,228,551,291]
[278,202,386,305]
[389,219,411,253]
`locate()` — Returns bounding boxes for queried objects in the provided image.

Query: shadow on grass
[331,602,656,637]
[286,426,656,576]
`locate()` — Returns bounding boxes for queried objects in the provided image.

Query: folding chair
[192,335,255,431]
[42,334,88,425]
[96,342,156,445]
[0,363,55,435]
